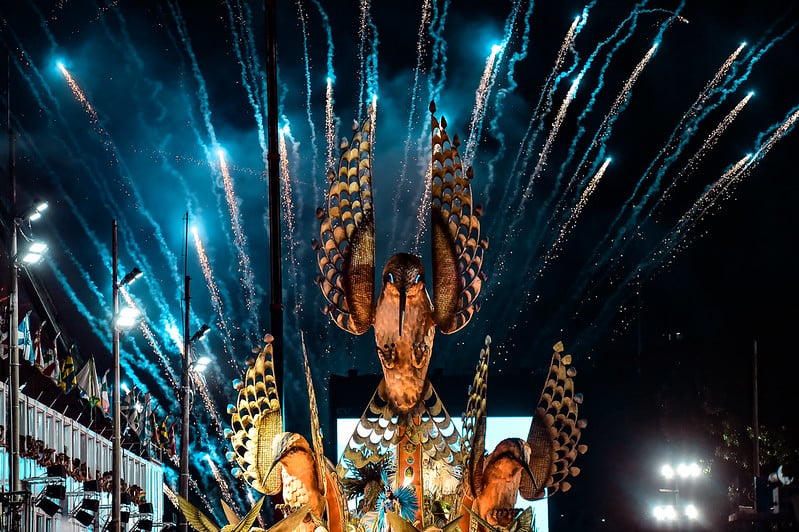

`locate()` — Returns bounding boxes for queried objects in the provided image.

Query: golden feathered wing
[177,495,264,532]
[314,119,376,335]
[519,342,588,500]
[226,335,283,495]
[459,335,491,500]
[429,102,488,334]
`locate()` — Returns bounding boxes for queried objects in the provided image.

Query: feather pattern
[519,342,587,500]
[226,335,283,495]
[315,119,376,335]
[178,494,265,532]
[301,332,327,496]
[430,102,487,334]
[459,336,491,500]
[341,380,461,469]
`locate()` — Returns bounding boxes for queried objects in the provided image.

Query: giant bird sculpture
[314,102,487,468]
[224,335,347,532]
[458,339,587,532]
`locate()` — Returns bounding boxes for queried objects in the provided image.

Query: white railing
[0,380,164,530]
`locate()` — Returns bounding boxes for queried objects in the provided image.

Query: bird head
[487,438,537,489]
[381,253,427,337]
[267,431,313,478]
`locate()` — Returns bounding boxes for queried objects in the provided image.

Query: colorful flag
[76,357,101,407]
[122,388,143,437]
[157,415,170,448]
[100,370,111,415]
[32,320,47,369]
[59,349,77,393]
[151,412,161,447]
[43,333,61,383]
[18,311,32,363]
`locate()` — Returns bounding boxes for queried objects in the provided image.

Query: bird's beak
[267,445,290,480]
[519,457,538,491]
[266,457,280,481]
[398,287,406,337]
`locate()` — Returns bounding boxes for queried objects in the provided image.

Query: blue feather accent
[376,471,419,531]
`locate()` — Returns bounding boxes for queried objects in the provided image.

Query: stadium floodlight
[685,504,699,520]
[21,241,48,264]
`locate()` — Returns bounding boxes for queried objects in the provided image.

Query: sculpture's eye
[414,274,421,284]
[388,273,395,284]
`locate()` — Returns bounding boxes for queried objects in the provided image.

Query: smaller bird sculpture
[225,334,347,532]
[177,494,267,532]
[470,438,536,529]
[458,338,587,532]
[265,334,347,532]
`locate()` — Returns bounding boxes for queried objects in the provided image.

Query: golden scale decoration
[178,102,588,532]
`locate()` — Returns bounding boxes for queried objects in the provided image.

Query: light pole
[111,220,142,532]
[178,267,209,532]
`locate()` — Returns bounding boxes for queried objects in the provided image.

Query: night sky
[2,0,798,529]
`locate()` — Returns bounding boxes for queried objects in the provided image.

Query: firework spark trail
[542,41,660,241]
[462,43,505,170]
[48,263,153,394]
[364,4,380,123]
[566,38,768,311]
[496,13,583,222]
[295,0,320,182]
[657,91,754,207]
[325,78,336,171]
[8,90,183,410]
[189,475,214,515]
[193,228,236,366]
[218,150,261,337]
[205,454,241,514]
[167,0,264,339]
[224,0,267,163]
[368,94,378,150]
[541,157,612,268]
[390,0,432,245]
[119,288,180,392]
[539,4,679,231]
[427,0,451,106]
[357,0,370,120]
[166,0,219,149]
[164,484,179,509]
[577,105,798,346]
[518,72,583,204]
[309,0,338,178]
[279,127,305,326]
[580,156,753,345]
[400,0,452,251]
[192,372,224,432]
[46,262,110,345]
[57,64,187,350]
[485,0,536,188]
[56,63,109,147]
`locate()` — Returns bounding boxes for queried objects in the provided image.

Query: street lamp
[6,190,49,531]
[111,220,143,532]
